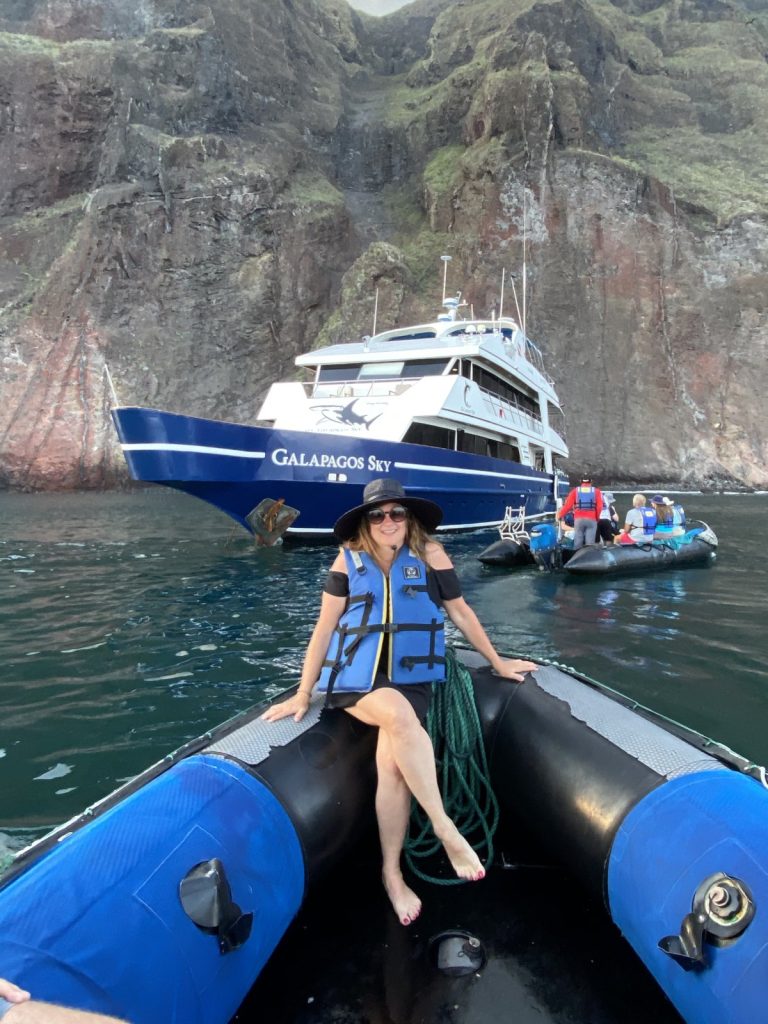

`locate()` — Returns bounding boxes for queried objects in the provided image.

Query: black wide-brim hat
[333,478,443,541]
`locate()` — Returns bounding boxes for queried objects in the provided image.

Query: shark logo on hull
[316,399,383,430]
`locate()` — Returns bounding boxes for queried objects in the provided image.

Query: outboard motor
[529,522,561,571]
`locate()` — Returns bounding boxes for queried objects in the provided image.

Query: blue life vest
[317,547,446,696]
[672,504,686,527]
[574,486,597,512]
[638,506,657,538]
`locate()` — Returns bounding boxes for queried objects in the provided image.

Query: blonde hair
[632,493,646,507]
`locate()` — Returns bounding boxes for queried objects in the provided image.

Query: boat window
[381,330,437,342]
[473,364,539,418]
[498,440,521,463]
[317,364,362,383]
[457,431,499,458]
[402,423,455,449]
[530,445,546,471]
[317,359,449,383]
[443,359,470,378]
[358,362,404,379]
[401,359,450,378]
[444,323,492,337]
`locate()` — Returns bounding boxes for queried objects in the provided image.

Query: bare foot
[435,822,485,881]
[383,871,422,926]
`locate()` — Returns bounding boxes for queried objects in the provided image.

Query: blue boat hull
[111,407,567,537]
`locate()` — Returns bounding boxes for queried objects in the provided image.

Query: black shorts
[325,672,435,724]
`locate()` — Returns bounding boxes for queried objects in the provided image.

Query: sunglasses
[366,505,408,525]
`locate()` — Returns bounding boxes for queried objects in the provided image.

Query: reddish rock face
[1,0,766,491]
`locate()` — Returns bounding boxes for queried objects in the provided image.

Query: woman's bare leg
[375,730,422,925]
[345,689,484,885]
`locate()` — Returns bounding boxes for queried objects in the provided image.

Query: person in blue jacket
[263,478,537,927]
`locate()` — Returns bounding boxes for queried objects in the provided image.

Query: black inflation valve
[180,857,253,954]
[659,871,755,970]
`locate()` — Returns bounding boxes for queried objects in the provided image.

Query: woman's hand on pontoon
[261,690,312,723]
[0,979,31,1005]
[493,658,538,683]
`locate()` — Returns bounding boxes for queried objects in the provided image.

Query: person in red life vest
[555,475,603,548]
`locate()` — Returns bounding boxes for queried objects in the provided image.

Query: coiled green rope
[404,648,499,884]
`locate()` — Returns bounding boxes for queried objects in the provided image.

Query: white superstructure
[258,298,568,476]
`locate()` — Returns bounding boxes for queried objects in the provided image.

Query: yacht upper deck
[296,317,556,396]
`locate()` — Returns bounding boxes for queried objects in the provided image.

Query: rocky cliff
[1,0,766,490]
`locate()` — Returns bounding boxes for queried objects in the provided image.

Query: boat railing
[308,379,414,400]
[499,505,554,543]
[522,339,555,386]
[477,386,544,435]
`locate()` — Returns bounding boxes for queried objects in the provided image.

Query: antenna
[372,286,379,336]
[441,254,452,302]
[509,273,523,326]
[522,192,527,337]
[499,267,505,319]
[104,363,120,407]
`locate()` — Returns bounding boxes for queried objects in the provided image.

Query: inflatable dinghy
[477,505,541,567]
[529,521,718,576]
[0,651,764,1024]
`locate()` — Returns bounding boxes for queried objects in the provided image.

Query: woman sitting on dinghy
[616,493,657,545]
[262,478,537,926]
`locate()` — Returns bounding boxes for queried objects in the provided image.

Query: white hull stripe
[122,443,266,459]
[121,445,546,480]
[289,520,508,535]
[393,460,545,483]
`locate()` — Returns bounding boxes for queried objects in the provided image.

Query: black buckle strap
[398,618,444,672]
[322,623,349,702]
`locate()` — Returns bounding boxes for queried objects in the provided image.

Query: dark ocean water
[1,488,765,861]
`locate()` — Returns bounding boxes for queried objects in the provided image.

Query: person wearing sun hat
[650,493,674,531]
[262,478,537,927]
[596,489,619,544]
[652,494,686,536]
[331,477,443,541]
[662,495,687,531]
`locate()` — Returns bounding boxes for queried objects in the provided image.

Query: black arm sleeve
[323,570,350,597]
[428,567,463,603]
[325,567,459,601]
